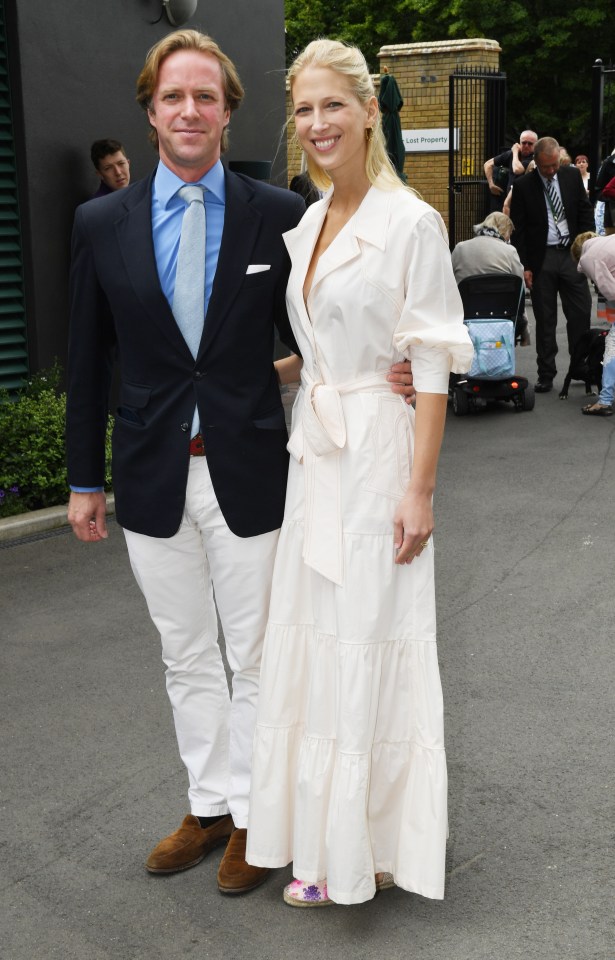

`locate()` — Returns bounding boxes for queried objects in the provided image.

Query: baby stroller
[450,273,534,415]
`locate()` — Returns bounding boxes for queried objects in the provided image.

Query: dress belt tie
[287,369,393,586]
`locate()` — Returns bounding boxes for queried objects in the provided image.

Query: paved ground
[1,305,614,960]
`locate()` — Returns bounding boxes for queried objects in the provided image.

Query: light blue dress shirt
[71,160,226,492]
[151,158,226,314]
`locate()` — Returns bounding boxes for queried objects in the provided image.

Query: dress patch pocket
[365,396,414,500]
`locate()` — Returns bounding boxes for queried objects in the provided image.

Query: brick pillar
[378,39,501,225]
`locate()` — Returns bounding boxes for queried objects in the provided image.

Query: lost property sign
[402,129,459,152]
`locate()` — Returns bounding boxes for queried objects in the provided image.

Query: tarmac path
[1,304,613,959]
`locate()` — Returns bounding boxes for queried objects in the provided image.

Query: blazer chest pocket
[117,382,151,426]
[242,271,272,290]
[365,396,414,500]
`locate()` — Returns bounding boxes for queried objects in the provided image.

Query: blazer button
[194,371,202,379]
[180,422,190,432]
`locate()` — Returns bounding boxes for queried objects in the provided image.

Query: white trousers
[124,457,279,827]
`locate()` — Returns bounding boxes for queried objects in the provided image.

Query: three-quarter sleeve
[393,211,474,392]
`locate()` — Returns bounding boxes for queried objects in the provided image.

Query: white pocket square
[246,264,271,274]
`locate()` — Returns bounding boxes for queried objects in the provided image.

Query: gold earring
[365,127,373,142]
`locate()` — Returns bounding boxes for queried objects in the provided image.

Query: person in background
[574,155,590,195]
[289,157,321,207]
[559,147,572,167]
[90,139,131,198]
[571,231,615,417]
[484,130,537,212]
[595,148,615,236]
[510,136,595,393]
[451,212,530,344]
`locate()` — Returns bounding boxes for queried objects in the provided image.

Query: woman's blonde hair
[570,231,597,263]
[288,39,408,193]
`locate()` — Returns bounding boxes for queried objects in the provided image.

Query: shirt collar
[153,159,226,208]
[538,170,559,187]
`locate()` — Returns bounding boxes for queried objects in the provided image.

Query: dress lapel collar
[284,181,391,299]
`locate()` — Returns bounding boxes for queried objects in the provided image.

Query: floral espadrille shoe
[283,878,332,907]
[375,872,395,892]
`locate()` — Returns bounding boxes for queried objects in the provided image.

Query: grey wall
[7,0,287,373]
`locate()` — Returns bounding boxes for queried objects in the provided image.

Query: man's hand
[523,269,533,291]
[67,491,108,542]
[388,360,416,405]
[484,158,502,196]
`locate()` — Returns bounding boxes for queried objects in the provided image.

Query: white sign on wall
[402,128,459,152]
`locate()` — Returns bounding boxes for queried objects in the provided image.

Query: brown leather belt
[189,433,205,456]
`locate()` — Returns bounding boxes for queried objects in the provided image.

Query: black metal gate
[590,59,615,203]
[448,67,507,250]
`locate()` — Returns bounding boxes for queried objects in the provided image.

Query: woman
[574,155,590,195]
[246,39,473,907]
[572,231,615,416]
[452,212,524,284]
[451,212,530,345]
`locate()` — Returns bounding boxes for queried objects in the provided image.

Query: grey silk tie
[173,184,206,359]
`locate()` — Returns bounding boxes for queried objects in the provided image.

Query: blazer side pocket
[116,382,151,426]
[252,408,287,430]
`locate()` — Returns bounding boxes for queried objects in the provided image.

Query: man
[90,139,131,197]
[510,136,595,392]
[66,30,413,895]
[484,130,537,211]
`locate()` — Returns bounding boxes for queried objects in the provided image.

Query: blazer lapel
[114,173,190,356]
[558,168,575,223]
[199,170,262,357]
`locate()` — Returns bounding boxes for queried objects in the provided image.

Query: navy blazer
[510,165,595,276]
[66,168,305,538]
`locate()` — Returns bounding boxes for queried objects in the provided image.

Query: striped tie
[546,178,564,225]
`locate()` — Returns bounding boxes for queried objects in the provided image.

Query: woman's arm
[274,353,303,385]
[393,391,448,564]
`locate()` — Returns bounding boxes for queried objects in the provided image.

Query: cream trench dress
[246,180,474,905]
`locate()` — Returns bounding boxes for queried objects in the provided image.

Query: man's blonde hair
[136,30,244,153]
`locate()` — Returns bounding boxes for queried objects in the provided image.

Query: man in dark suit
[66,30,413,896]
[67,29,306,897]
[510,136,595,392]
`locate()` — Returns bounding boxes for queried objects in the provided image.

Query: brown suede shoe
[217,828,269,895]
[146,814,233,875]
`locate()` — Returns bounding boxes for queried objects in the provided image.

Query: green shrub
[0,362,113,518]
